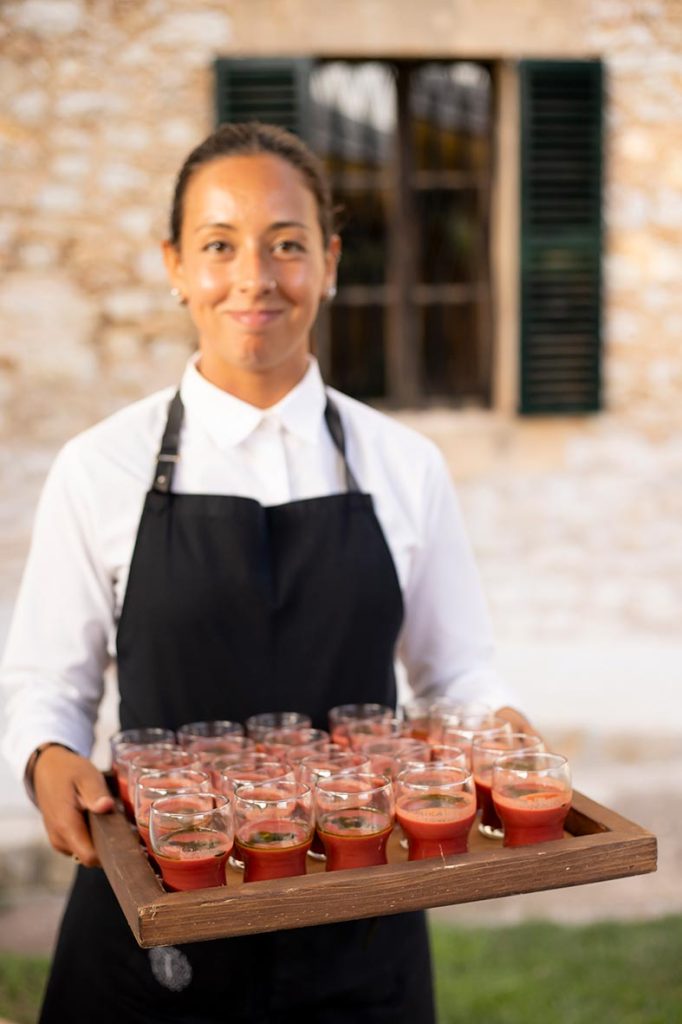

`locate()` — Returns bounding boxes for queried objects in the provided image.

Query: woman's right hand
[33,745,114,867]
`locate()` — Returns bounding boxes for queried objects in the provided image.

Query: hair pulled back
[169,121,334,247]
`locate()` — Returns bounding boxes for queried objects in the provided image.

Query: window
[217,58,494,407]
[215,57,603,413]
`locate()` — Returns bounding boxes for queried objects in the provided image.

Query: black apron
[40,390,435,1024]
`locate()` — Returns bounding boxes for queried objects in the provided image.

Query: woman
[1,122,532,1023]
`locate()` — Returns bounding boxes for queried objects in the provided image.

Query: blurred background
[0,0,681,1021]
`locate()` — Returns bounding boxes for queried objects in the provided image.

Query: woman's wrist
[25,742,74,802]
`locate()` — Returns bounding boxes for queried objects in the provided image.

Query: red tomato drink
[330,727,351,749]
[474,777,502,831]
[137,821,151,851]
[318,808,392,871]
[409,725,430,742]
[117,774,135,821]
[493,782,571,847]
[154,828,232,891]
[236,820,311,882]
[396,793,476,860]
[136,823,161,870]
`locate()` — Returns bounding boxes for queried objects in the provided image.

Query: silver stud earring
[170,287,184,304]
[326,284,337,301]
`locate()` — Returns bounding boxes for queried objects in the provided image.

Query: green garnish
[331,815,366,830]
[251,830,298,845]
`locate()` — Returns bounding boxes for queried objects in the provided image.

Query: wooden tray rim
[90,789,657,948]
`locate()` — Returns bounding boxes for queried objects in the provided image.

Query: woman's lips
[224,309,283,327]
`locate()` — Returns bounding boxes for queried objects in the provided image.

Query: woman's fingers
[494,705,544,742]
[33,746,113,867]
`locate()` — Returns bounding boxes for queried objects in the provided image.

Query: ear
[323,234,342,296]
[161,240,187,300]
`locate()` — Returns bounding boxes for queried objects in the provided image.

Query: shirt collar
[179,355,327,450]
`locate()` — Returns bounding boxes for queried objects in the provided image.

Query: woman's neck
[196,356,309,409]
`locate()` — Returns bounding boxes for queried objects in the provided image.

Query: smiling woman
[1,121,533,1024]
[162,124,340,404]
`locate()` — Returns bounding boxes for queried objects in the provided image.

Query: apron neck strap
[152,390,360,495]
[323,396,360,493]
[153,391,184,494]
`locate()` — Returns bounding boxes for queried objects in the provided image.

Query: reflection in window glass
[336,189,388,286]
[410,63,491,173]
[330,304,386,399]
[420,302,483,400]
[416,189,482,284]
[311,62,396,170]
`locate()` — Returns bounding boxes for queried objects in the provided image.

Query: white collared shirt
[1,357,518,779]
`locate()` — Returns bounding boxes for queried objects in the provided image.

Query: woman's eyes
[202,240,233,254]
[273,239,306,255]
[201,239,306,257]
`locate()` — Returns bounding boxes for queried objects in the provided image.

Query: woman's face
[163,153,339,399]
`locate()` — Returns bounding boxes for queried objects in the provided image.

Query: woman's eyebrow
[194,221,236,233]
[269,220,309,232]
[194,220,310,234]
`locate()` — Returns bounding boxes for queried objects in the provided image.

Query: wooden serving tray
[90,791,657,948]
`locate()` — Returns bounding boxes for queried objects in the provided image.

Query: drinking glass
[427,700,493,743]
[190,737,256,784]
[134,768,210,851]
[472,732,545,838]
[217,759,295,871]
[429,744,469,768]
[346,718,403,752]
[327,704,393,749]
[362,738,430,781]
[187,735,256,760]
[395,766,477,860]
[233,781,314,882]
[401,699,432,741]
[196,749,283,789]
[298,750,369,786]
[314,773,394,871]
[245,712,312,747]
[298,750,370,858]
[219,761,294,797]
[109,728,176,814]
[176,720,244,748]
[110,727,176,764]
[441,716,513,766]
[262,728,329,764]
[149,792,233,891]
[113,741,177,819]
[128,748,200,802]
[492,752,572,847]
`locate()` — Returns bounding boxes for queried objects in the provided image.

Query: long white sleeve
[395,446,518,710]
[1,441,114,777]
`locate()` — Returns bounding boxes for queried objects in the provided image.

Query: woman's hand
[494,705,544,743]
[33,745,114,867]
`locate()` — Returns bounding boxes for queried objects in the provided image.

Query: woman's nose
[234,248,275,294]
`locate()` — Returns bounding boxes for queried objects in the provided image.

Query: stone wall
[1,0,681,698]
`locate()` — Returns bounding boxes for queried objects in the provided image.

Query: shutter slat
[214,58,312,138]
[520,60,603,414]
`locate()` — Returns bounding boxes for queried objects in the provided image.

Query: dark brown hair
[169,121,334,247]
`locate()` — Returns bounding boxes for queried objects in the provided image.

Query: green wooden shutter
[214,58,312,138]
[519,60,603,414]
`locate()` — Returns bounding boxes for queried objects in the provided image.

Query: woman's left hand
[494,705,543,742]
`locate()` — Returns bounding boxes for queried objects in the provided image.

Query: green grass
[1,918,681,1023]
[0,953,49,1024]
[430,916,682,1024]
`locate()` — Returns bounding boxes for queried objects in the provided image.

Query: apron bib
[40,390,435,1024]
